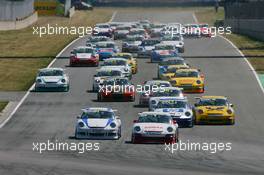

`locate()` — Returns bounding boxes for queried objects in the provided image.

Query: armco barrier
[225,19,264,41]
[0,12,38,31]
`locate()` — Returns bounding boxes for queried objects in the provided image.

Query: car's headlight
[227,109,233,114]
[124,68,129,72]
[134,126,141,132]
[61,79,66,83]
[196,80,202,84]
[151,100,156,105]
[36,79,42,83]
[110,122,116,128]
[167,127,173,132]
[78,122,84,127]
[170,80,177,84]
[95,79,100,83]
[185,111,192,117]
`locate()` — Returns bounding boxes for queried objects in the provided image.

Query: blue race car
[137,38,160,58]
[95,41,119,61]
[150,44,179,63]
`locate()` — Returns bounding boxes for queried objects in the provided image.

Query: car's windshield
[81,111,114,119]
[157,100,187,108]
[130,30,145,35]
[198,99,227,106]
[152,89,180,97]
[116,26,130,30]
[89,37,108,42]
[39,70,63,76]
[162,36,181,41]
[142,40,160,46]
[97,70,121,77]
[104,60,127,66]
[74,48,94,54]
[116,54,132,60]
[104,78,129,86]
[138,115,170,123]
[96,43,115,48]
[175,71,199,77]
[160,59,184,66]
[97,24,110,28]
[155,45,174,50]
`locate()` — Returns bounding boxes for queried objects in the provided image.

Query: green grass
[0,102,8,112]
[195,7,264,73]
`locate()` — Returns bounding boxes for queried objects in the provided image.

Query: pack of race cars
[34,20,235,144]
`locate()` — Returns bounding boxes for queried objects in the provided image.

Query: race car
[93,23,113,37]
[86,36,112,47]
[150,44,178,63]
[93,67,123,92]
[159,64,189,80]
[129,28,149,39]
[113,25,131,40]
[101,58,132,79]
[95,41,119,61]
[199,23,212,37]
[149,87,184,109]
[114,52,138,74]
[75,107,121,139]
[131,112,178,144]
[122,35,144,53]
[69,46,99,67]
[157,57,189,79]
[150,97,194,128]
[149,23,166,37]
[35,68,69,92]
[137,38,160,58]
[139,80,172,106]
[97,77,135,102]
[161,34,185,53]
[169,68,205,93]
[193,96,235,125]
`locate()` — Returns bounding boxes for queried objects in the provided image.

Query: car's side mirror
[230,104,234,107]
[194,103,198,107]
[94,75,97,77]
[116,116,120,120]
[133,120,138,123]
[173,120,177,125]
[70,51,74,55]
[77,115,81,119]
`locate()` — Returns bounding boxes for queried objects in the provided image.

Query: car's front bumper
[70,59,98,66]
[35,83,69,91]
[172,117,193,128]
[76,129,119,139]
[132,133,176,144]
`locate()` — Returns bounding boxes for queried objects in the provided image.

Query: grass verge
[0,102,8,113]
[195,7,264,73]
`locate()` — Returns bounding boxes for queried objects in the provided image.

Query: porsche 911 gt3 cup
[150,97,194,128]
[113,25,131,40]
[137,39,161,58]
[75,108,121,139]
[161,34,184,53]
[95,41,119,60]
[122,35,144,53]
[94,23,113,37]
[131,112,178,144]
[101,58,132,79]
[150,44,179,63]
[139,80,172,106]
[86,36,112,46]
[93,67,124,92]
[35,68,69,92]
[69,46,99,67]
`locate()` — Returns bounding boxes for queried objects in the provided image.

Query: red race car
[97,77,135,102]
[199,24,212,37]
[70,46,99,67]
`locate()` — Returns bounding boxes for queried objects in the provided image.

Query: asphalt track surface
[0,10,264,175]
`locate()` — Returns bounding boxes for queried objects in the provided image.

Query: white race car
[101,58,132,79]
[150,97,194,128]
[131,112,178,144]
[35,68,69,92]
[93,67,124,92]
[75,108,121,139]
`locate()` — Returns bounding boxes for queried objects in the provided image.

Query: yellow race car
[169,68,205,93]
[114,52,138,74]
[193,96,235,125]
[159,64,189,80]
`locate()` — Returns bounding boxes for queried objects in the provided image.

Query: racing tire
[97,94,102,101]
[130,95,135,102]
[118,127,121,139]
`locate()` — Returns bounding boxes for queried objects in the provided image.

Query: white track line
[191,13,264,95]
[0,11,118,128]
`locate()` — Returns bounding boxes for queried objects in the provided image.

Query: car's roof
[155,96,187,101]
[96,41,115,44]
[39,68,64,72]
[82,107,114,113]
[75,46,93,49]
[145,80,171,84]
[176,68,199,72]
[115,52,132,56]
[161,57,184,61]
[105,58,128,62]
[139,111,171,116]
[97,67,122,72]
